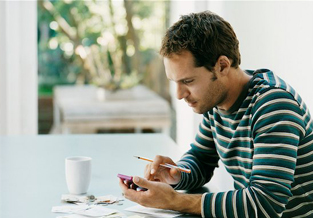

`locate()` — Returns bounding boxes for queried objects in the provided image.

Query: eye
[183,79,193,84]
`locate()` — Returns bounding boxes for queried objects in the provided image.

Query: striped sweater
[175,69,313,218]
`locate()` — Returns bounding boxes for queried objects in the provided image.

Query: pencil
[134,156,191,174]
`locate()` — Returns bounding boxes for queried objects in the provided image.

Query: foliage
[37,0,168,95]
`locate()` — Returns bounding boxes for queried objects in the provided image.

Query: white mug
[65,156,92,195]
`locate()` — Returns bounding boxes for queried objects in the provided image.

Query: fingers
[144,155,180,183]
[119,176,151,205]
[144,163,154,180]
[121,177,178,210]
[119,178,138,191]
[118,178,129,193]
[150,155,165,175]
[144,155,170,181]
[119,178,141,203]
[151,155,176,174]
[132,176,150,189]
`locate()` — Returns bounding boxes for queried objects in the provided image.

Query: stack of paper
[125,205,182,218]
[52,205,125,218]
[53,194,182,218]
[52,194,125,218]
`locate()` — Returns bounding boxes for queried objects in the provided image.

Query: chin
[193,105,212,114]
[192,107,203,114]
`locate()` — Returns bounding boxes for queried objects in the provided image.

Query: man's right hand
[144,155,181,185]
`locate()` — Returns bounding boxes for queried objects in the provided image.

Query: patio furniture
[52,85,171,134]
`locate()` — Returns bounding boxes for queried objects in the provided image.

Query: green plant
[38,0,168,94]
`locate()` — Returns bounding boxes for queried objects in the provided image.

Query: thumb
[133,176,152,189]
[170,167,180,177]
[169,168,182,184]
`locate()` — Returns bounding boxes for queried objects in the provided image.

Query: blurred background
[36,0,172,135]
[1,0,313,191]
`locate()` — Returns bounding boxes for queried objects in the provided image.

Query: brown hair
[160,11,241,71]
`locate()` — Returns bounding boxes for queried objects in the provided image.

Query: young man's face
[164,51,228,114]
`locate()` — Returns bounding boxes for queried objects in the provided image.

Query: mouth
[186,100,197,107]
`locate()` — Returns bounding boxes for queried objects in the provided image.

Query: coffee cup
[65,156,92,195]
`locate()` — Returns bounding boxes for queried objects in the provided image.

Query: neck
[217,68,251,111]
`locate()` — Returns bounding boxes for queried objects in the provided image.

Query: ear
[216,56,231,76]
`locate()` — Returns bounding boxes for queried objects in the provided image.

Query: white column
[0,1,37,135]
[0,1,7,135]
[169,1,206,150]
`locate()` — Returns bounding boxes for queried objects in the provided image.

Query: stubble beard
[196,88,228,114]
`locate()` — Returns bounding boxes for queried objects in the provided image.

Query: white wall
[0,1,37,135]
[216,1,313,111]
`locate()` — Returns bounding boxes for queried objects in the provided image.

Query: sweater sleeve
[174,112,220,191]
[202,89,306,218]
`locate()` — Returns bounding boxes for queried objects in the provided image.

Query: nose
[176,83,189,100]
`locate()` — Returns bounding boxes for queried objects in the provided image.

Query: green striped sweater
[175,69,313,218]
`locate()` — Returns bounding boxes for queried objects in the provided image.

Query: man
[119,11,313,218]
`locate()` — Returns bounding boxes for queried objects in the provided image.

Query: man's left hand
[119,176,177,210]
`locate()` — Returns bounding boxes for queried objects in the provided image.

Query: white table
[53,85,171,134]
[0,134,200,217]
